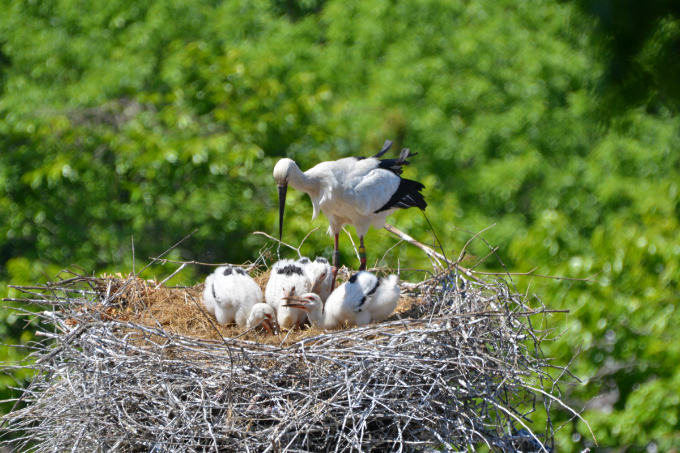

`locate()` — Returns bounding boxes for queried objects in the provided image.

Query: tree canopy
[1,0,679,450]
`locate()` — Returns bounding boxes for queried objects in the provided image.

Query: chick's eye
[320,273,326,278]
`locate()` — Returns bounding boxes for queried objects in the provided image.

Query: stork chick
[202,266,266,329]
[283,271,400,330]
[303,256,333,303]
[265,259,312,329]
[246,303,280,335]
[274,140,427,292]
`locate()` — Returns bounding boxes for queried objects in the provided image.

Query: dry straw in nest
[0,233,591,452]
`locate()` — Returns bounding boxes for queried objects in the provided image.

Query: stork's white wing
[333,272,381,315]
[341,280,369,313]
[350,163,401,216]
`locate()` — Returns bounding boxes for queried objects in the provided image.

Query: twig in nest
[342,227,360,260]
[253,228,320,260]
[384,223,485,284]
[472,269,602,283]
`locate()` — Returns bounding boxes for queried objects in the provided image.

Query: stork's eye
[320,273,327,278]
[306,296,314,300]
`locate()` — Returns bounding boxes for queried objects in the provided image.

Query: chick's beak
[311,280,320,295]
[278,184,288,241]
[262,318,280,335]
[282,294,309,310]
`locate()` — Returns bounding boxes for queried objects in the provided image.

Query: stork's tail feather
[372,140,394,159]
[377,148,419,175]
[397,148,418,164]
[374,178,427,213]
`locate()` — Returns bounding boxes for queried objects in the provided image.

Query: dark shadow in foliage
[574,0,680,112]
[0,42,10,93]
[270,0,327,21]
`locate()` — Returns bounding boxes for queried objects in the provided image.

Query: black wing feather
[374,178,427,213]
[354,139,427,213]
[356,278,381,308]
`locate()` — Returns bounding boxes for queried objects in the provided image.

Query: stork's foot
[359,263,366,271]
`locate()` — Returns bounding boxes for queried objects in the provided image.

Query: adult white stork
[282,271,400,330]
[264,259,312,329]
[203,266,279,334]
[273,140,426,290]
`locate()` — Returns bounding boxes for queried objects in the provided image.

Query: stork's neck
[287,162,321,195]
[306,305,333,330]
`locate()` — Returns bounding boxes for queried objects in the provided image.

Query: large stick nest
[1,259,576,452]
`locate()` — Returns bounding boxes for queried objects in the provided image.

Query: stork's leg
[331,234,339,292]
[359,236,367,271]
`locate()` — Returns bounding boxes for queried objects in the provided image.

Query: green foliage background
[1,0,679,450]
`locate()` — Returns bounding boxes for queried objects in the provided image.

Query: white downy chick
[304,257,333,303]
[203,266,263,327]
[246,303,280,334]
[265,259,312,329]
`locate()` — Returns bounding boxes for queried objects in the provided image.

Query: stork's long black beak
[278,184,288,240]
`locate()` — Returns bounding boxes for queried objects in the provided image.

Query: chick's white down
[303,257,333,302]
[246,303,276,328]
[202,274,217,316]
[246,303,280,335]
[284,271,400,330]
[265,259,312,329]
[202,266,264,327]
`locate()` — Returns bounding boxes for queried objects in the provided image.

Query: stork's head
[247,303,280,335]
[281,292,323,313]
[273,158,295,241]
[307,258,331,297]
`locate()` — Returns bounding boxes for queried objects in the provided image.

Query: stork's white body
[265,260,312,329]
[203,266,264,327]
[284,271,400,330]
